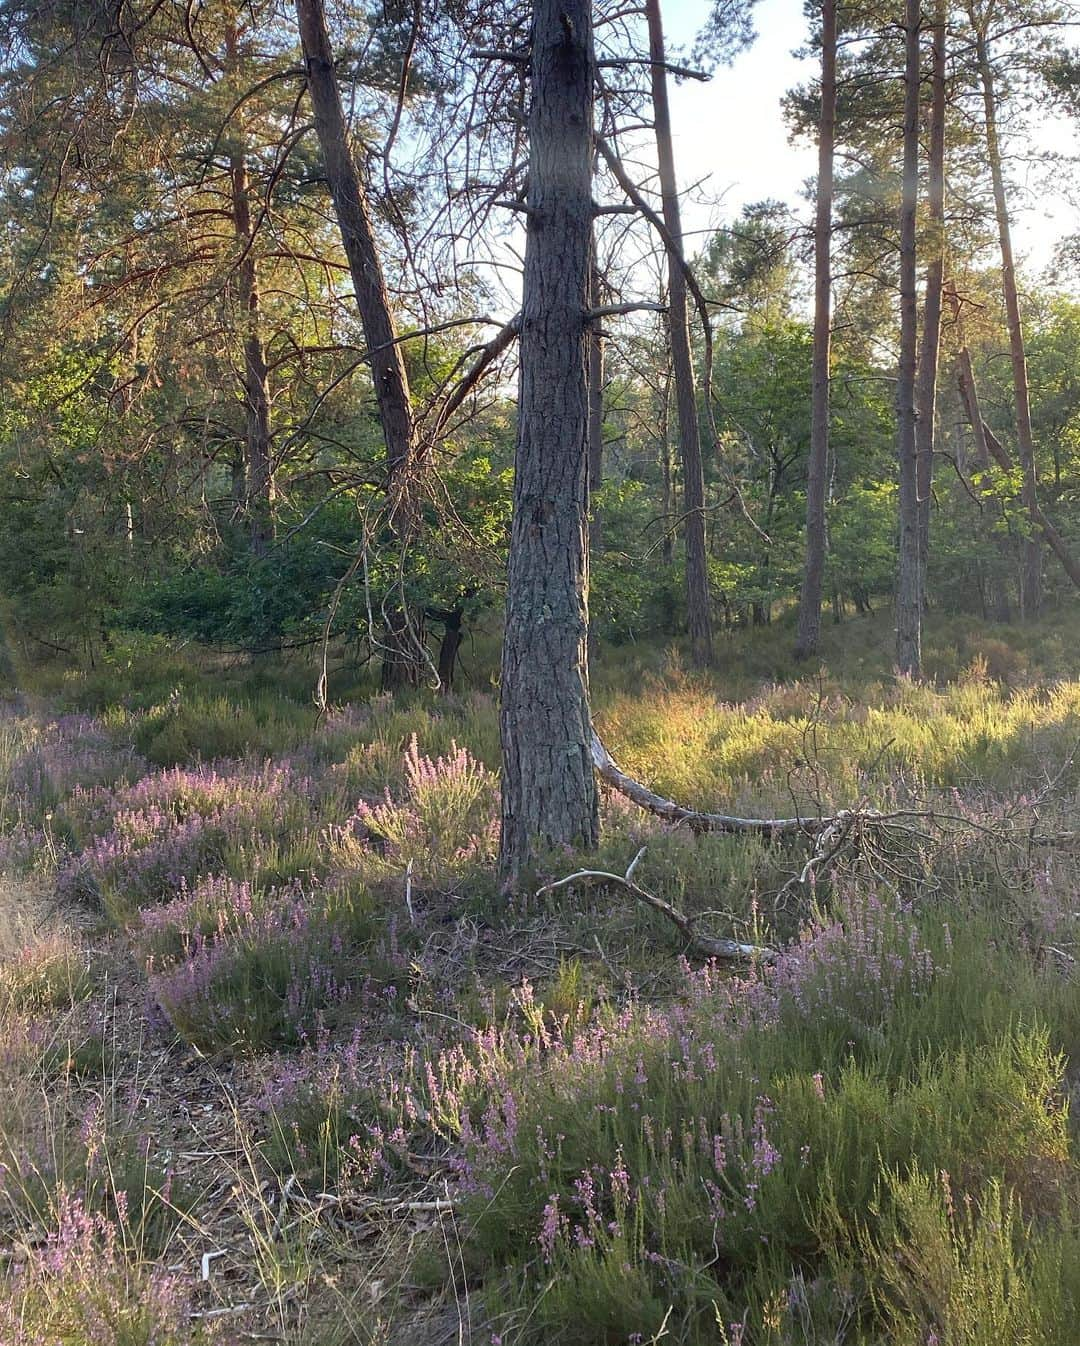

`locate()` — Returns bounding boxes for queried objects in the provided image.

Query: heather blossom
[0,1189,221,1345]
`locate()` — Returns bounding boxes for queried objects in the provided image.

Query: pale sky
[661,0,1077,274]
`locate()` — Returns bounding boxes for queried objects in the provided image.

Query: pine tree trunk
[660,367,674,565]
[497,0,599,886]
[916,0,946,604]
[645,0,712,666]
[588,258,605,557]
[795,0,836,661]
[296,0,423,684]
[895,0,922,678]
[227,139,275,552]
[436,607,464,692]
[974,24,1041,616]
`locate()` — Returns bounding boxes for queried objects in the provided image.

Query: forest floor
[4,609,1080,1344]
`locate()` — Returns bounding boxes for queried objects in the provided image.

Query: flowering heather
[341,733,498,880]
[136,873,296,963]
[1,709,144,825]
[55,761,314,911]
[258,886,940,1212]
[0,1190,220,1346]
[145,877,377,1051]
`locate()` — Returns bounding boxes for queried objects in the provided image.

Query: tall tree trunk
[974,22,1041,615]
[946,282,1011,621]
[296,0,422,685]
[895,0,922,677]
[955,345,1012,621]
[226,21,275,554]
[660,365,674,565]
[498,0,599,886]
[916,0,946,604]
[645,0,712,666]
[588,257,605,557]
[794,0,836,661]
[956,342,1080,592]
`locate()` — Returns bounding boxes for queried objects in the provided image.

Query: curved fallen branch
[536,846,774,962]
[590,730,833,836]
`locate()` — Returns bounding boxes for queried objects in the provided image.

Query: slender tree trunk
[895,0,922,677]
[916,0,946,604]
[955,347,1011,622]
[795,0,836,661]
[974,23,1041,615]
[296,0,414,491]
[296,0,422,686]
[224,23,275,554]
[645,0,712,666]
[947,279,1012,621]
[956,344,1080,592]
[436,607,463,691]
[498,0,599,886]
[588,258,605,557]
[660,366,674,565]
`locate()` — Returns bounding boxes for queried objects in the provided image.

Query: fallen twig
[536,846,774,962]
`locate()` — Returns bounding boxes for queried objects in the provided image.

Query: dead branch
[536,846,774,961]
[590,730,830,836]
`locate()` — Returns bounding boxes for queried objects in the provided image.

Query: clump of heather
[0,1190,220,1346]
[1,710,144,833]
[146,877,395,1052]
[136,873,291,964]
[55,761,316,912]
[334,734,498,883]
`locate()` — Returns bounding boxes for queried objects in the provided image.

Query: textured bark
[660,367,674,565]
[794,0,836,661]
[296,0,415,497]
[588,258,605,557]
[916,0,946,601]
[645,0,712,666]
[226,19,275,553]
[497,0,599,885]
[974,23,1041,615]
[894,0,922,677]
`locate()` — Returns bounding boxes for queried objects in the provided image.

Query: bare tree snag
[645,0,712,667]
[497,0,600,886]
[895,0,922,677]
[795,0,836,661]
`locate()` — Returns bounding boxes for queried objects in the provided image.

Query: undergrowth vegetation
[3,609,1080,1342]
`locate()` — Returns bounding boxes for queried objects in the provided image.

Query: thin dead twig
[536,846,774,962]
